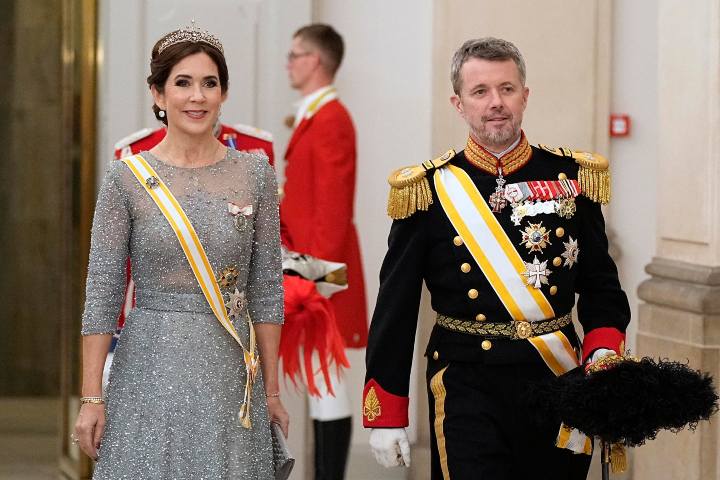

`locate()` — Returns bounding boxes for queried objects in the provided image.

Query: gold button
[432,351,439,360]
[475,313,487,322]
[460,263,472,273]
[556,227,565,238]
[549,285,558,295]
[468,289,479,299]
[553,257,562,267]
[481,340,492,351]
[453,236,464,246]
[558,172,568,180]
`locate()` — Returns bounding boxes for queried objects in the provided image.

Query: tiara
[157,20,224,55]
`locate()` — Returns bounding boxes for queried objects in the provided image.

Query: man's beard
[475,116,522,150]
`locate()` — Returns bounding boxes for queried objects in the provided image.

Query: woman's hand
[267,396,290,438]
[74,403,106,460]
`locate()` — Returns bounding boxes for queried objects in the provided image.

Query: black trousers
[426,357,592,480]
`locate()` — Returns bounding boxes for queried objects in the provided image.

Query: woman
[74,26,289,479]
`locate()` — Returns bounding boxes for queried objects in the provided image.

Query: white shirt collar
[489,134,522,159]
[293,85,337,127]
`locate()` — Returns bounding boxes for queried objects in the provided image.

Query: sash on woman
[122,154,259,429]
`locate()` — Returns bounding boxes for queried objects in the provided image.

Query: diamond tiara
[157,20,224,55]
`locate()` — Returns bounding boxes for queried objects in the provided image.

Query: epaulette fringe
[386,149,455,220]
[538,144,611,204]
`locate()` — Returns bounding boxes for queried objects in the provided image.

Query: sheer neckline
[141,148,231,170]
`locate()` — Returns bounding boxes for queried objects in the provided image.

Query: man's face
[286,36,318,91]
[450,58,529,152]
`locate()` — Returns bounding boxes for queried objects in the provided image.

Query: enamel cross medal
[489,166,507,213]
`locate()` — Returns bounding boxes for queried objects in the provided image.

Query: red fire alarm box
[610,114,631,137]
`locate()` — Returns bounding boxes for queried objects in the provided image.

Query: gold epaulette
[387,149,455,220]
[538,144,611,204]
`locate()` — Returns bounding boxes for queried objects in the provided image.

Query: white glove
[369,428,411,468]
[589,348,615,364]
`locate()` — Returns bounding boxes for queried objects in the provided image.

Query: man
[363,37,629,479]
[282,24,368,479]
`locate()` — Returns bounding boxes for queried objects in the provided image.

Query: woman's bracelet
[80,396,105,405]
[266,392,280,398]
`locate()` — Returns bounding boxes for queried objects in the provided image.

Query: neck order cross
[464,133,532,213]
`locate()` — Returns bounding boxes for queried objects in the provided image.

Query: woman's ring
[70,433,79,445]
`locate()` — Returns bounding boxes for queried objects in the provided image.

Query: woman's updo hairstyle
[146,28,229,125]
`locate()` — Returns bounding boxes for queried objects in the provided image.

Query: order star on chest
[523,256,552,289]
[519,222,552,253]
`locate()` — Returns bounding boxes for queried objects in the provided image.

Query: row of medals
[487,169,580,339]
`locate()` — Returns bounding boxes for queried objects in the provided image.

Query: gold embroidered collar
[464,131,532,175]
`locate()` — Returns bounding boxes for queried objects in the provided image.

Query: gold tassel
[386,150,455,220]
[578,165,611,204]
[610,443,628,473]
[238,315,259,430]
[540,145,611,205]
[570,150,610,204]
[239,402,252,429]
[387,172,432,220]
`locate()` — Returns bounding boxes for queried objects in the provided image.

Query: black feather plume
[527,357,719,446]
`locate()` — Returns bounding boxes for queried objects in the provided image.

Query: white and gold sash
[434,164,591,454]
[122,154,259,429]
[434,164,554,321]
[529,331,592,454]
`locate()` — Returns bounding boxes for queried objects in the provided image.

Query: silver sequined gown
[81,150,283,479]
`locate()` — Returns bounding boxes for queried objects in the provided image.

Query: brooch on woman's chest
[228,202,254,232]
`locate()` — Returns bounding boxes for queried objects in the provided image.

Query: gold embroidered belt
[436,312,573,340]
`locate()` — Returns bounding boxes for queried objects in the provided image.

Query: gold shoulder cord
[538,144,611,204]
[387,149,455,219]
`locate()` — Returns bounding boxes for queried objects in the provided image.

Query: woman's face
[152,52,226,136]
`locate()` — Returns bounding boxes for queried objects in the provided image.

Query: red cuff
[362,379,409,428]
[581,327,626,363]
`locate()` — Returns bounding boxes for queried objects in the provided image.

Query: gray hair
[450,37,526,94]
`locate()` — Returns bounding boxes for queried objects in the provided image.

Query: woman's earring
[158,110,166,118]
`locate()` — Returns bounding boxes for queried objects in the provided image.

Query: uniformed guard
[363,37,630,480]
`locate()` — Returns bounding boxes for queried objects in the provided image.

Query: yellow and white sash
[434,164,554,321]
[434,164,591,454]
[529,331,592,454]
[122,154,259,429]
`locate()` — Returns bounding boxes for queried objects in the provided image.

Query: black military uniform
[362,132,630,479]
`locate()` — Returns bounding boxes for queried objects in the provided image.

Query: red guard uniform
[280,89,368,349]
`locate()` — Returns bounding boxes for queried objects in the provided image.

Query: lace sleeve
[81,163,131,335]
[246,159,284,325]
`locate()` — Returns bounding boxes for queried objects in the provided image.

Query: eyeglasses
[287,50,312,62]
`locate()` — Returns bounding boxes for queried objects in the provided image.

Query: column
[634,1,720,479]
